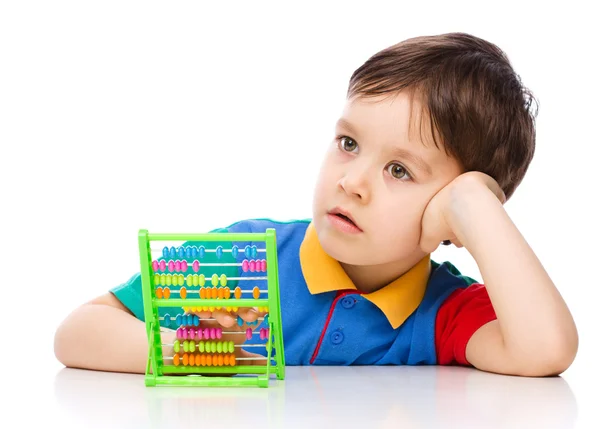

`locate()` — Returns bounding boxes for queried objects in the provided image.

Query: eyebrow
[336,118,433,176]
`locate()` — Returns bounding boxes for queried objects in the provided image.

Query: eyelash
[335,135,414,181]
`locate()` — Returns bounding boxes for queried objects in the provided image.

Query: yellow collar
[299,222,431,329]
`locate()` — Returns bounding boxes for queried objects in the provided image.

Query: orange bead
[200,287,206,299]
[211,287,218,299]
[234,287,242,300]
[230,354,236,366]
[195,354,201,366]
[200,354,206,366]
[156,287,163,299]
[217,355,224,367]
[180,287,187,299]
[163,287,171,299]
[224,355,230,366]
[182,353,189,366]
[218,287,224,299]
[206,355,212,366]
[224,287,231,299]
[253,286,260,299]
[173,354,180,366]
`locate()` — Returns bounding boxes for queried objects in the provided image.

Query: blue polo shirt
[110,218,495,366]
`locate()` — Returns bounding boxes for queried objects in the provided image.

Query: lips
[328,207,361,230]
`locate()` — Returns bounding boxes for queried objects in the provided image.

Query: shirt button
[341,297,355,309]
[330,330,344,345]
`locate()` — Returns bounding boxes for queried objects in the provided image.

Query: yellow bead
[186,275,192,287]
[160,274,166,286]
[192,274,199,286]
[166,275,172,286]
[154,274,160,285]
[219,274,227,286]
[226,307,232,312]
[178,274,185,286]
[199,274,205,287]
[211,274,218,286]
[209,306,215,312]
[233,307,238,312]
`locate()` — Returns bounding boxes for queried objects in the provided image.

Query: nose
[338,165,371,202]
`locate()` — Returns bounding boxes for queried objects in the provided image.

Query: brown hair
[347,32,538,200]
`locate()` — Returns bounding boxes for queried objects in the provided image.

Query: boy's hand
[419,171,506,254]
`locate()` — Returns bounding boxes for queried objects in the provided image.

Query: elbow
[514,334,579,377]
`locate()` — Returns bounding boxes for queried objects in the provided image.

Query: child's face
[312,91,463,267]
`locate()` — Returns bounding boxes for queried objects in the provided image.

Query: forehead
[338,92,434,148]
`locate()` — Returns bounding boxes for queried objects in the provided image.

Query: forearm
[449,185,578,367]
[54,303,170,374]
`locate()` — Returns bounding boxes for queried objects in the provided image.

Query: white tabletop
[39,365,590,429]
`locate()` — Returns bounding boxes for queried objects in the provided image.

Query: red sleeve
[435,283,497,366]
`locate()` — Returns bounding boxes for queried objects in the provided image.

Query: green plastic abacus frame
[138,228,285,387]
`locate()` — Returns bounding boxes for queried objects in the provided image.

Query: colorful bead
[210,342,217,353]
[224,355,230,366]
[244,245,250,256]
[168,261,174,272]
[173,354,180,366]
[193,260,199,272]
[218,287,224,299]
[203,328,210,339]
[193,315,200,326]
[216,328,223,339]
[211,286,218,299]
[246,328,252,340]
[253,286,260,299]
[163,287,171,299]
[178,247,185,258]
[232,245,238,258]
[156,287,163,299]
[176,328,183,340]
[200,288,206,299]
[228,341,235,353]
[224,287,231,299]
[217,355,224,367]
[159,260,166,271]
[199,274,205,287]
[183,340,189,353]
[160,274,166,285]
[198,341,205,352]
[191,246,198,258]
[249,260,256,272]
[182,353,189,366]
[163,313,171,326]
[189,340,196,352]
[216,246,223,259]
[242,260,249,272]
[169,246,176,259]
[198,246,205,259]
[162,247,169,259]
[261,259,266,272]
[210,328,216,339]
[176,314,182,326]
[152,260,158,271]
[217,342,223,353]
[251,245,257,258]
[260,328,266,340]
[195,354,201,366]
[174,260,181,272]
[220,274,227,286]
[211,274,218,286]
[234,287,242,300]
[180,287,187,299]
[181,260,188,272]
[237,315,244,327]
[178,274,184,286]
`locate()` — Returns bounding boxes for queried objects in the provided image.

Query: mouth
[327,207,362,231]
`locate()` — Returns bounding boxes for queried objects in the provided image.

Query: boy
[54,32,578,376]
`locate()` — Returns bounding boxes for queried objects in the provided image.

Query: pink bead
[188,328,194,339]
[195,328,202,340]
[193,260,199,272]
[203,328,210,340]
[175,260,181,272]
[168,261,174,272]
[261,259,266,272]
[216,328,222,339]
[210,328,216,339]
[246,328,253,340]
[249,260,256,272]
[181,261,188,271]
[159,260,166,271]
[152,260,158,271]
[242,260,249,272]
[259,328,265,340]
[176,328,183,340]
[181,328,188,340]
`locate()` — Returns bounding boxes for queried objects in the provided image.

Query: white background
[1,1,598,427]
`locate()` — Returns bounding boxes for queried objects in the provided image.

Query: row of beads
[251,328,270,341]
[173,353,237,367]
[174,340,236,354]
[154,273,227,287]
[180,306,269,313]
[163,312,269,328]
[162,245,260,261]
[152,258,267,274]
[177,327,223,340]
[155,285,263,300]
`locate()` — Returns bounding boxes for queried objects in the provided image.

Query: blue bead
[264,314,269,325]
[245,245,250,256]
[176,314,182,326]
[237,315,244,327]
[169,246,176,259]
[216,246,223,259]
[163,313,171,327]
[178,247,185,258]
[191,246,197,258]
[187,314,193,326]
[232,245,238,258]
[199,246,205,259]
[185,246,192,259]
[162,247,169,259]
[251,245,257,258]
[193,315,200,326]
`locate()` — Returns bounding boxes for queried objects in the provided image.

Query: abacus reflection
[138,228,285,388]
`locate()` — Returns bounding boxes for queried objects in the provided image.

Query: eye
[338,136,358,153]
[387,163,412,181]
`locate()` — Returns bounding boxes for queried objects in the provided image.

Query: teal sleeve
[110,272,146,321]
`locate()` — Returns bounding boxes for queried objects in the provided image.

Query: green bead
[192,274,199,287]
[179,274,184,286]
[189,340,195,352]
[183,340,189,353]
[220,274,227,286]
[199,341,204,353]
[199,274,205,287]
[160,274,166,285]
[186,275,193,287]
[229,341,234,353]
[211,274,218,286]
[217,342,223,353]
[210,342,216,353]
[154,274,160,285]
[166,275,172,286]
[174,340,180,353]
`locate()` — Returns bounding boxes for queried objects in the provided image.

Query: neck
[340,252,430,294]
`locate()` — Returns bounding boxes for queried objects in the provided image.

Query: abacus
[138,228,285,387]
